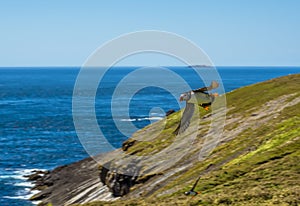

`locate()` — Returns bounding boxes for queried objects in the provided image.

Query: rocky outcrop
[121,139,136,151]
[28,155,117,206]
[99,164,137,197]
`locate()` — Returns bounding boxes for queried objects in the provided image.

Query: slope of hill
[32,74,300,206]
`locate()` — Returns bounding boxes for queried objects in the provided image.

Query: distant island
[188,64,213,68]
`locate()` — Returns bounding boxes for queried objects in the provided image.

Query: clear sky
[0,0,299,66]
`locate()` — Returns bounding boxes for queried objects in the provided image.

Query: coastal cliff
[31,74,300,206]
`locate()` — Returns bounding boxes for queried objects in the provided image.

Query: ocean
[0,66,299,206]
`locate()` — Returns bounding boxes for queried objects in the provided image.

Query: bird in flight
[174,81,219,135]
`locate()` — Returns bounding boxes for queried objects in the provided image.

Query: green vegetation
[227,74,300,115]
[77,74,300,206]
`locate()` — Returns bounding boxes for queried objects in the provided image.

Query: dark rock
[122,139,136,151]
[99,161,140,197]
[24,170,48,181]
[26,173,43,181]
[166,109,175,116]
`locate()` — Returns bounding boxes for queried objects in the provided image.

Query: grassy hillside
[77,74,300,206]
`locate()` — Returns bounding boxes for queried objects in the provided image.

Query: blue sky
[0,0,299,66]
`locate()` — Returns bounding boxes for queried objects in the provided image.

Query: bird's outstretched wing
[193,81,219,92]
[174,103,195,135]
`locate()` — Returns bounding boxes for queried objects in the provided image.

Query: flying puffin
[174,81,219,135]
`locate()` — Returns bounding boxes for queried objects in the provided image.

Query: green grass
[227,74,300,115]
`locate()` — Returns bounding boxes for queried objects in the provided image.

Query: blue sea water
[0,66,299,205]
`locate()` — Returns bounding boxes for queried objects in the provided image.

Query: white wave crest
[14,181,35,187]
[120,116,163,122]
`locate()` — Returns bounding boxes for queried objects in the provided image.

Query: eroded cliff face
[30,74,300,206]
[29,155,117,206]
